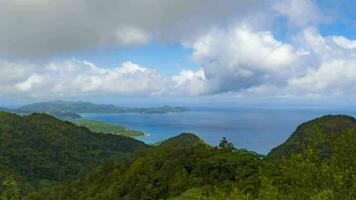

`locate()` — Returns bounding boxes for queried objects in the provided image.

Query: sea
[81,106,356,155]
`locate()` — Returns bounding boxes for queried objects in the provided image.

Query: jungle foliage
[1,113,356,199]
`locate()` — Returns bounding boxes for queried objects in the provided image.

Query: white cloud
[1,0,356,100]
[6,0,327,60]
[15,74,43,92]
[1,26,356,99]
[288,59,356,95]
[172,69,209,95]
[0,59,210,98]
[178,24,356,98]
[286,28,356,97]
[332,36,356,49]
[0,59,168,98]
[0,0,262,58]
[185,24,298,94]
[115,26,149,45]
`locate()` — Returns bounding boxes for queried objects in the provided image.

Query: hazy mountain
[0,107,13,112]
[17,101,187,114]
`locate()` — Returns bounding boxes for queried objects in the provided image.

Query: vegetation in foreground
[0,112,149,190]
[1,113,356,199]
[74,119,145,137]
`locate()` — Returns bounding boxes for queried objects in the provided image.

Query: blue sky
[71,42,197,76]
[0,0,356,105]
[70,0,355,76]
[318,0,356,38]
[69,0,356,74]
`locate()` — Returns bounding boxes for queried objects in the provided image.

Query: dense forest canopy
[0,112,149,190]
[268,115,356,159]
[1,112,356,199]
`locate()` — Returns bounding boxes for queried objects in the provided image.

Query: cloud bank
[0,0,261,58]
[0,0,355,100]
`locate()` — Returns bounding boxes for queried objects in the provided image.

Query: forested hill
[2,114,356,199]
[0,112,149,189]
[25,133,263,200]
[158,133,205,148]
[268,115,356,159]
[17,101,187,114]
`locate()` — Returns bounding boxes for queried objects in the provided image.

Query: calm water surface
[81,106,356,154]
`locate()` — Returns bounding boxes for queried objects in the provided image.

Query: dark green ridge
[0,111,149,189]
[268,115,356,159]
[159,133,206,148]
[24,133,263,200]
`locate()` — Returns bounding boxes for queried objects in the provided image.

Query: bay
[81,106,356,154]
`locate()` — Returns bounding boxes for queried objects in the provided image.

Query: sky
[0,0,356,106]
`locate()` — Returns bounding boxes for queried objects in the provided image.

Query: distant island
[0,100,187,120]
[0,101,186,137]
[17,100,187,114]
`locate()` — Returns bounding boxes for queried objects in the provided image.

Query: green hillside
[158,133,205,148]
[74,119,145,137]
[2,113,356,199]
[0,112,149,190]
[268,115,356,159]
[25,133,263,200]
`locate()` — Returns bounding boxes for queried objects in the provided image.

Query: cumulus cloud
[1,25,356,99]
[0,58,213,98]
[15,74,43,92]
[178,24,356,98]
[287,28,356,97]
[184,24,299,94]
[332,36,356,49]
[0,0,261,58]
[172,69,209,95]
[0,59,169,98]
[288,59,356,95]
[0,0,355,99]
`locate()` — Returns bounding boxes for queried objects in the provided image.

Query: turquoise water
[81,106,356,154]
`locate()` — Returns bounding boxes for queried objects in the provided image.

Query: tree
[218,137,236,151]
[0,177,20,200]
[258,176,279,200]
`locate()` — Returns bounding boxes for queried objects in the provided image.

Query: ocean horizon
[81,106,356,154]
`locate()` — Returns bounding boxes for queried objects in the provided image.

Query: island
[17,101,187,114]
[0,100,187,121]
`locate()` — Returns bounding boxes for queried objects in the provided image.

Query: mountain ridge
[267,115,356,159]
[1,112,356,199]
[0,111,149,189]
[17,100,187,114]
